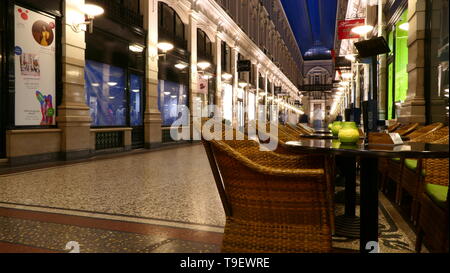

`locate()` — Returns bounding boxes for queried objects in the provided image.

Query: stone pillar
[57,0,91,160]
[428,0,447,123]
[188,13,200,139]
[398,0,426,124]
[215,33,222,116]
[377,0,388,120]
[143,0,162,148]
[231,47,238,127]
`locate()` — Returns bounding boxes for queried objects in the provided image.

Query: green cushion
[404,159,426,176]
[405,159,418,170]
[391,158,401,163]
[425,184,448,209]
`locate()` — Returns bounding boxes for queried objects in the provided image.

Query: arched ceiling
[281,0,338,60]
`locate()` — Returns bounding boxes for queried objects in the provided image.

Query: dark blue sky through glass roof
[281,0,338,60]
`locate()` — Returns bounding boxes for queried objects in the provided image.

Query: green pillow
[404,159,426,176]
[391,158,401,163]
[425,184,448,209]
[405,159,418,170]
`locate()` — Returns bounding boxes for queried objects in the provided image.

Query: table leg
[335,156,360,238]
[360,157,379,253]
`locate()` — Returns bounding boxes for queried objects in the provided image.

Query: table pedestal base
[335,215,360,238]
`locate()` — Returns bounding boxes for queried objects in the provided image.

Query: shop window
[222,83,233,123]
[85,60,127,127]
[394,10,409,103]
[158,80,188,127]
[386,10,409,119]
[248,92,256,121]
[130,74,143,126]
[426,0,449,122]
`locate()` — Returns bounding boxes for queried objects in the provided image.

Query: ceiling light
[129,43,145,53]
[175,63,188,70]
[108,96,115,100]
[164,91,171,96]
[132,89,140,93]
[202,74,213,80]
[399,23,409,31]
[157,42,174,52]
[91,83,100,87]
[107,82,118,86]
[351,25,374,35]
[81,4,104,17]
[222,73,233,80]
[197,61,211,70]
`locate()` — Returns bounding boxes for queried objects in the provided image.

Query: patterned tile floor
[0,144,418,253]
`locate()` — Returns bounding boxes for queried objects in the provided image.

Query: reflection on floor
[0,144,418,253]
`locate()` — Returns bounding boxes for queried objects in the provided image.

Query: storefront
[425,0,449,123]
[157,2,189,143]
[0,0,62,162]
[385,6,409,120]
[85,11,146,149]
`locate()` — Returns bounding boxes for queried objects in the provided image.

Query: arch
[158,0,189,25]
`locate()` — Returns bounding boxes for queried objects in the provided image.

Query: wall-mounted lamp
[157,42,174,53]
[341,73,353,79]
[222,73,233,81]
[71,4,104,34]
[175,62,188,70]
[197,61,211,71]
[399,23,409,31]
[238,81,248,88]
[129,43,145,53]
[351,25,374,35]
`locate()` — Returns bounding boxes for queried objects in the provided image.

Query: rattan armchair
[296,124,315,135]
[397,132,449,223]
[387,121,402,132]
[404,123,444,140]
[415,136,449,253]
[202,137,332,253]
[394,123,420,136]
[381,127,449,199]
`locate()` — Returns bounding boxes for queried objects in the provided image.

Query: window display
[130,74,143,126]
[85,60,127,127]
[158,80,188,127]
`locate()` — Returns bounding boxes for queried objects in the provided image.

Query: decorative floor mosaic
[0,144,419,253]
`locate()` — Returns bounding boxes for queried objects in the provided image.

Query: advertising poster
[14,5,56,126]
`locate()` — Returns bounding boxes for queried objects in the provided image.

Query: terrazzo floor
[0,144,419,253]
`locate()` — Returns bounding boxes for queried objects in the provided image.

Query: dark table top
[284,139,449,158]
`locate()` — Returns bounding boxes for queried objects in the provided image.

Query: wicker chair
[404,123,444,140]
[415,136,449,253]
[394,123,420,136]
[387,121,401,132]
[202,137,332,253]
[397,132,449,223]
[382,127,449,201]
[297,124,315,135]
